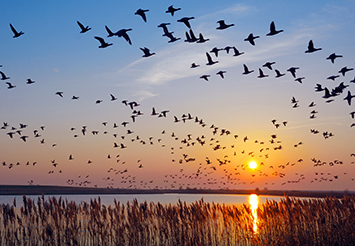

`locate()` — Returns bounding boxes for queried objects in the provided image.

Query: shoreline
[0,185,353,198]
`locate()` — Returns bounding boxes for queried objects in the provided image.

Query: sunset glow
[249,161,257,170]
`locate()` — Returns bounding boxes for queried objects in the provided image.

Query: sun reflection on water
[249,194,259,233]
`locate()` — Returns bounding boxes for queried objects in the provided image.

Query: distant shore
[0,185,353,198]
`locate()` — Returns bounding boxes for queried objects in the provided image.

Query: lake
[0,193,286,207]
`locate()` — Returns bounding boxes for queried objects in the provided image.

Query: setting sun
[249,161,257,169]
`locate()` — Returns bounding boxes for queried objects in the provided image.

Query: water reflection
[249,194,259,233]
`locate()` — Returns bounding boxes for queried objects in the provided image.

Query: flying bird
[177,17,194,28]
[287,67,299,78]
[327,75,339,81]
[216,71,226,79]
[166,5,181,16]
[135,9,149,22]
[77,21,91,33]
[205,52,218,65]
[55,92,63,97]
[257,68,268,78]
[110,94,117,101]
[191,63,199,68]
[0,71,10,80]
[244,33,259,46]
[6,82,16,89]
[262,62,275,70]
[210,47,223,57]
[117,29,133,45]
[26,79,35,84]
[10,24,24,38]
[326,53,342,63]
[232,47,244,56]
[196,33,209,43]
[266,21,283,36]
[140,47,155,57]
[305,40,322,53]
[242,64,254,75]
[216,20,234,30]
[295,77,305,83]
[344,91,355,105]
[338,66,354,76]
[94,36,112,48]
[200,75,210,81]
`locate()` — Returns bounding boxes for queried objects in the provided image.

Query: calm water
[0,193,284,207]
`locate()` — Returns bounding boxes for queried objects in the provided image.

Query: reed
[1,195,355,245]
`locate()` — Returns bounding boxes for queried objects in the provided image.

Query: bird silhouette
[0,71,10,80]
[295,77,305,83]
[350,111,355,119]
[244,33,259,46]
[140,47,155,57]
[205,52,218,65]
[344,91,355,105]
[338,66,354,76]
[26,79,35,84]
[94,36,112,48]
[135,9,149,22]
[326,53,342,63]
[200,75,210,81]
[157,23,173,36]
[117,29,133,45]
[6,82,16,89]
[10,24,24,38]
[110,94,117,101]
[77,21,91,33]
[196,33,209,43]
[210,47,223,57]
[165,32,180,43]
[216,71,226,79]
[327,75,339,81]
[305,40,322,53]
[242,64,254,75]
[227,48,241,58]
[216,20,234,30]
[257,68,268,78]
[177,17,194,28]
[166,5,181,16]
[287,67,299,78]
[262,62,275,70]
[266,21,283,36]
[191,63,199,68]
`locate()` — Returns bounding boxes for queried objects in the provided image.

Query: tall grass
[1,195,355,245]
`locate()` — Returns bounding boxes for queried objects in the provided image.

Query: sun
[249,161,257,169]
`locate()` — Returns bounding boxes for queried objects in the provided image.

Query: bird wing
[105,26,114,36]
[270,21,276,32]
[77,21,85,30]
[122,32,132,45]
[10,24,19,35]
[94,36,105,45]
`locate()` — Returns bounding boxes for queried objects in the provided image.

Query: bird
[140,47,155,57]
[96,100,103,104]
[55,92,63,97]
[165,32,180,43]
[72,96,79,100]
[242,64,254,75]
[105,26,118,37]
[200,75,210,81]
[257,68,268,78]
[232,47,244,56]
[157,23,172,36]
[117,29,133,45]
[305,40,322,53]
[166,5,181,16]
[262,62,275,70]
[274,69,285,78]
[6,82,16,89]
[216,71,226,79]
[344,91,355,106]
[266,21,283,36]
[196,33,209,43]
[287,67,299,78]
[110,94,117,101]
[191,63,199,68]
[10,24,24,38]
[295,77,305,83]
[77,21,91,33]
[210,47,223,57]
[135,9,149,22]
[350,111,355,119]
[338,66,354,76]
[291,97,299,104]
[94,36,112,48]
[26,79,35,84]
[326,53,342,63]
[0,71,10,80]
[205,52,218,66]
[177,17,194,28]
[244,33,260,46]
[327,75,339,81]
[309,102,316,107]
[216,20,234,30]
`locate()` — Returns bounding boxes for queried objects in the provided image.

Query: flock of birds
[1,4,355,190]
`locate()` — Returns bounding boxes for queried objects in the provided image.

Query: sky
[1,0,355,191]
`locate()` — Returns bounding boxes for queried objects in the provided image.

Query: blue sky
[1,0,355,190]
